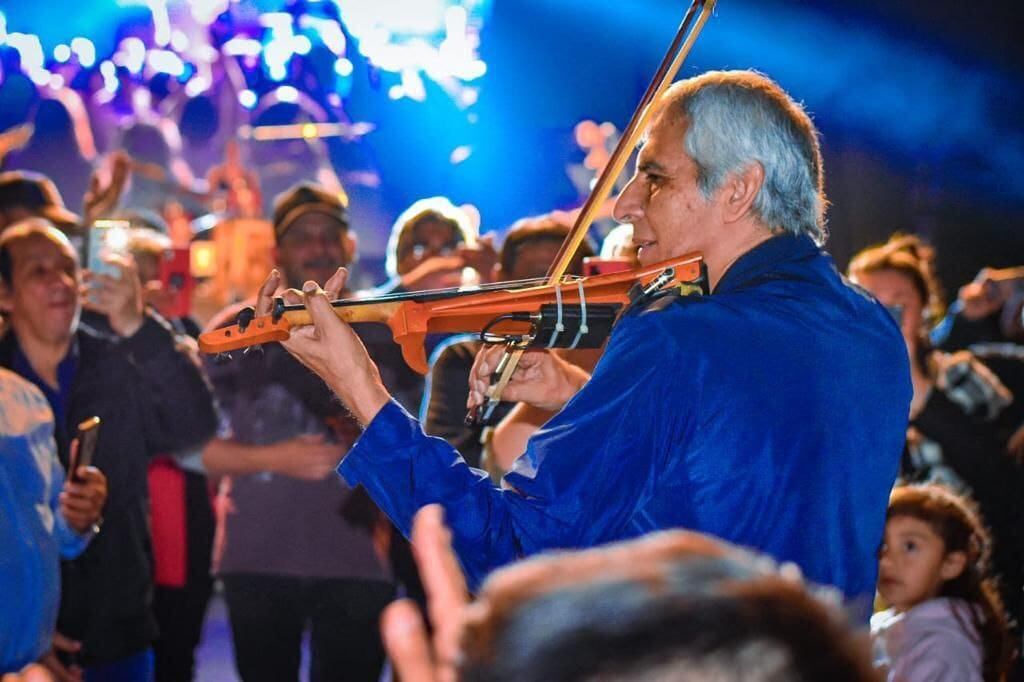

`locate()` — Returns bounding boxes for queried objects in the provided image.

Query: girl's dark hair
[888,484,1014,681]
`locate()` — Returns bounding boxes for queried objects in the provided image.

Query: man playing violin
[263,71,911,614]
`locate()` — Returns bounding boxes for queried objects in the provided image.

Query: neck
[11,324,72,389]
[705,224,778,291]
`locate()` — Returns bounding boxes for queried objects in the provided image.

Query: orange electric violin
[197,253,706,373]
[198,0,718,423]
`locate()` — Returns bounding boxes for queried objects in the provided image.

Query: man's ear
[719,161,765,225]
[940,550,968,581]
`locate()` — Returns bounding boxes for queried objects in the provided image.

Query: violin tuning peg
[235,306,257,333]
[242,344,264,357]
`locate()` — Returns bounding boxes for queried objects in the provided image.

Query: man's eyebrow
[638,160,667,174]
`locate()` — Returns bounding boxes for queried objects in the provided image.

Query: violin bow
[474,0,718,424]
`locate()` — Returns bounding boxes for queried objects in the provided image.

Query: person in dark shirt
[259,70,911,613]
[849,234,1024,639]
[202,182,422,682]
[0,218,217,680]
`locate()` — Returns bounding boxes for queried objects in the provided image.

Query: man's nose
[612,177,642,224]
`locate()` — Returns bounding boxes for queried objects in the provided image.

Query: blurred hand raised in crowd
[82,255,144,337]
[256,268,390,426]
[399,255,470,292]
[958,267,1023,320]
[468,346,590,414]
[83,151,130,226]
[380,505,468,682]
[457,234,498,283]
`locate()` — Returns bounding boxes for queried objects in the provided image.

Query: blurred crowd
[1,7,1024,682]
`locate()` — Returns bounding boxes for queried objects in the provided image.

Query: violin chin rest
[394,332,429,375]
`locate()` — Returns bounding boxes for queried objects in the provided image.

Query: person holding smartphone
[1,368,107,677]
[0,219,218,682]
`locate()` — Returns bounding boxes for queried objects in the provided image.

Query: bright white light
[223,37,262,57]
[49,74,65,89]
[71,37,96,67]
[188,0,229,26]
[400,69,426,102]
[450,145,472,164]
[268,62,287,82]
[293,35,312,56]
[276,85,299,103]
[8,33,45,75]
[460,88,478,107]
[259,12,293,31]
[170,30,189,52]
[388,84,404,100]
[119,37,146,74]
[238,89,258,109]
[334,58,353,77]
[303,17,345,55]
[54,44,72,63]
[185,76,210,97]
[149,0,172,46]
[0,13,7,45]
[100,61,119,93]
[147,49,186,77]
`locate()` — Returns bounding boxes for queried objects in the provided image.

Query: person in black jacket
[848,235,1024,648]
[0,218,217,681]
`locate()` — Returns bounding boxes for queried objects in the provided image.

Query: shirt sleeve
[891,629,983,682]
[340,312,681,587]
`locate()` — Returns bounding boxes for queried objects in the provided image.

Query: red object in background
[582,257,634,277]
[148,457,187,588]
[159,247,194,320]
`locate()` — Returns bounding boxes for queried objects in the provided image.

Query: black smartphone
[68,416,101,482]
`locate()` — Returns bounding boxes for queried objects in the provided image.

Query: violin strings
[273,275,582,313]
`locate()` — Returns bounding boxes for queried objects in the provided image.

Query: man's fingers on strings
[324,267,348,300]
[255,269,281,316]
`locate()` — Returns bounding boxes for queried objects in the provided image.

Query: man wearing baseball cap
[0,171,81,233]
[201,182,422,681]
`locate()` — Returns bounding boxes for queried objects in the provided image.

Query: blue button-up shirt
[341,234,911,606]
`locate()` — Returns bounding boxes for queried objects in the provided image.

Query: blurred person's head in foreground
[0,171,81,233]
[271,182,355,289]
[384,506,877,682]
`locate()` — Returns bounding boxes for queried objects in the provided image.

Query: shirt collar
[712,233,820,295]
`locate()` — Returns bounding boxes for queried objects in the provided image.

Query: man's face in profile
[614,110,722,267]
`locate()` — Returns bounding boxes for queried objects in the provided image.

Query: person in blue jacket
[260,70,912,613]
[1,368,106,674]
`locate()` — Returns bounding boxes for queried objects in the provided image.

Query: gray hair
[664,70,827,244]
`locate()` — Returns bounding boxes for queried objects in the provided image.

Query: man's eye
[903,541,917,552]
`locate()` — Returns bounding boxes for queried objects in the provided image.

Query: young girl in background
[872,484,1014,681]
